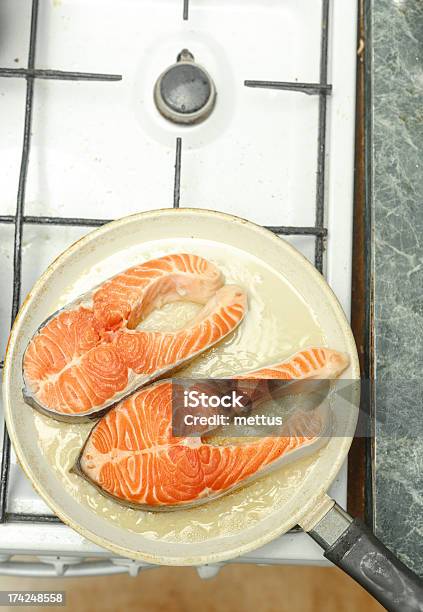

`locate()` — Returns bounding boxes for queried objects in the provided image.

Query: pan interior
[3,210,359,564]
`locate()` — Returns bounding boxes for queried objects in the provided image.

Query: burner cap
[154,50,216,125]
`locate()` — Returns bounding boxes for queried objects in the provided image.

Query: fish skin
[74,347,349,510]
[22,254,247,421]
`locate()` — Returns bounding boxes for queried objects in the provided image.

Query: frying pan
[3,209,423,610]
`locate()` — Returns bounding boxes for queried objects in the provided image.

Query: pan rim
[3,208,359,565]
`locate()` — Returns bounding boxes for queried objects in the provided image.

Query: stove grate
[174,137,182,208]
[0,0,331,524]
[244,0,330,272]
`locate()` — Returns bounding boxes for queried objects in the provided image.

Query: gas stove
[0,0,357,576]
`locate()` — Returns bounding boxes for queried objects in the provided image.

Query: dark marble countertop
[369,0,423,577]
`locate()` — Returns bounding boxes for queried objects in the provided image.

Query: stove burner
[154,50,216,125]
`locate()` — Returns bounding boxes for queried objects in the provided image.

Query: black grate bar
[0,215,110,227]
[314,0,330,272]
[244,80,332,95]
[267,226,327,237]
[0,214,327,237]
[183,0,189,20]
[173,137,182,208]
[0,0,40,524]
[0,68,122,82]
[12,9,38,323]
[5,512,61,523]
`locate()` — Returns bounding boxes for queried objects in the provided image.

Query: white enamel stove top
[0,0,357,575]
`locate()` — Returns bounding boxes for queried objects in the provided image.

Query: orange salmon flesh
[22,254,247,420]
[74,348,349,509]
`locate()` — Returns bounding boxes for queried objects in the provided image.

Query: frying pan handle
[308,503,423,611]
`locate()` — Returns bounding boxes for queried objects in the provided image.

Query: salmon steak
[236,347,349,381]
[22,254,247,421]
[74,347,349,509]
[171,347,350,437]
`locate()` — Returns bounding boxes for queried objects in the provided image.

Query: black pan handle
[308,503,423,611]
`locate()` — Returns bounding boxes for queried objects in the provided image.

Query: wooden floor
[0,565,385,611]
